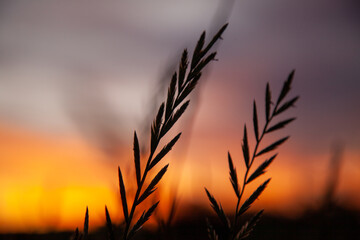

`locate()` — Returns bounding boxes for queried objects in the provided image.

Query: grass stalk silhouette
[72,207,89,240]
[72,23,228,240]
[103,23,228,240]
[205,71,299,240]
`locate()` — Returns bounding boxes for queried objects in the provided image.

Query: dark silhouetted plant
[71,23,228,240]
[205,71,299,240]
[105,23,228,240]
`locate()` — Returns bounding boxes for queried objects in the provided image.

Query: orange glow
[0,122,360,233]
[0,123,121,233]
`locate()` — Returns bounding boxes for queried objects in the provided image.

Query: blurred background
[0,0,359,239]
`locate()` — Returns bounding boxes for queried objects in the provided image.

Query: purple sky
[0,1,359,150]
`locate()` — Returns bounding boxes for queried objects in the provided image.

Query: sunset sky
[0,0,359,233]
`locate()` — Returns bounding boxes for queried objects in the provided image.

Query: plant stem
[233,102,279,229]
[123,91,183,239]
[123,151,154,239]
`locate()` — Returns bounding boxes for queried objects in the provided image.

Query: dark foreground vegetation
[1,205,359,240]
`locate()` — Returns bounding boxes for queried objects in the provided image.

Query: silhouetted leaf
[242,125,250,168]
[151,103,165,152]
[247,154,277,184]
[172,100,190,127]
[277,70,295,106]
[83,207,89,240]
[191,31,206,69]
[228,152,240,197]
[191,52,217,77]
[253,100,259,142]
[205,188,230,229]
[133,131,141,187]
[137,165,169,204]
[118,167,129,223]
[149,133,181,170]
[266,118,296,133]
[150,124,156,151]
[150,124,157,154]
[128,202,159,239]
[155,102,165,134]
[161,101,189,137]
[176,71,200,106]
[183,72,201,96]
[105,206,115,240]
[238,179,270,216]
[275,96,299,116]
[165,73,177,120]
[201,23,228,59]
[265,83,271,121]
[256,137,289,157]
[178,49,188,91]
